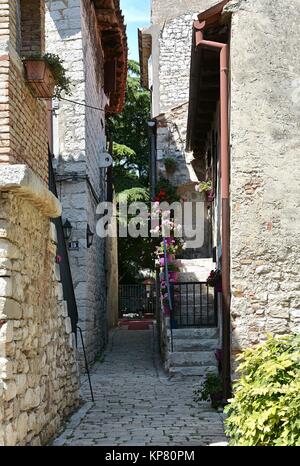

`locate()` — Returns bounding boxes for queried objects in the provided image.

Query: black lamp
[86,224,94,248]
[62,219,72,240]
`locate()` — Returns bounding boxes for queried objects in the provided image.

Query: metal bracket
[99,152,113,168]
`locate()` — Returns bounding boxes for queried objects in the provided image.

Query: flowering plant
[155,190,167,202]
[155,237,183,257]
[195,180,213,193]
[206,269,222,290]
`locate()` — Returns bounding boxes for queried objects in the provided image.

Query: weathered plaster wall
[227,0,300,355]
[0,165,79,446]
[45,0,108,363]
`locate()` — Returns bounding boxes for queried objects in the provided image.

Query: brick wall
[0,1,49,184]
[20,0,45,55]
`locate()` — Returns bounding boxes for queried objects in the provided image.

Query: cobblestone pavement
[53,326,227,446]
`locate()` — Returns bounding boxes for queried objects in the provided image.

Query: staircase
[177,258,215,283]
[166,327,219,377]
[165,258,220,378]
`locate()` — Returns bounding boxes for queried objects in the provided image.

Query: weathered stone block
[4,381,17,401]
[0,298,21,319]
[5,422,17,446]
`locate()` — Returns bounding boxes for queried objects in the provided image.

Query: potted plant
[206,269,222,292]
[193,371,223,409]
[23,53,71,99]
[196,180,213,193]
[196,180,215,201]
[163,157,177,174]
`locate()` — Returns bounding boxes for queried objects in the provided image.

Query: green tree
[107,60,151,190]
[107,61,153,283]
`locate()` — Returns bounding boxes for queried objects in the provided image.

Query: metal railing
[119,284,156,318]
[169,281,218,328]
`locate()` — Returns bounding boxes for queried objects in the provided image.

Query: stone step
[168,351,217,367]
[178,272,211,283]
[171,317,217,328]
[168,327,219,339]
[178,258,215,268]
[177,259,214,281]
[171,338,219,352]
[169,365,218,377]
[173,296,214,305]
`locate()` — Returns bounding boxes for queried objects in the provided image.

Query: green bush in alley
[225,334,300,446]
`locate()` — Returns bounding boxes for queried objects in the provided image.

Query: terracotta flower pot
[24,59,56,99]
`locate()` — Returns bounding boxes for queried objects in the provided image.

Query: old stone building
[0,0,79,445]
[45,0,127,363]
[140,0,300,394]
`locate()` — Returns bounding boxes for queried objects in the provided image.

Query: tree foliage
[107,60,151,188]
[107,60,152,283]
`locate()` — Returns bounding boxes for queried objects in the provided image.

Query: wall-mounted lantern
[62,218,72,240]
[86,224,94,248]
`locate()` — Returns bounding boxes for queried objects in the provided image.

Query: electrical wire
[59,96,105,112]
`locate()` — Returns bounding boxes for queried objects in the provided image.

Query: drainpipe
[147,121,157,201]
[194,20,231,400]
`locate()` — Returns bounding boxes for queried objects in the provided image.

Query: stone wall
[0,165,79,446]
[151,0,219,25]
[151,2,218,257]
[155,102,197,186]
[45,0,109,363]
[82,0,108,357]
[227,0,300,355]
[159,13,197,114]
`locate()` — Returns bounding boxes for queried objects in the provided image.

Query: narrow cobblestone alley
[53,326,226,446]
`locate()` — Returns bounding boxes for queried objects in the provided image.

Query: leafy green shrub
[193,372,223,409]
[224,334,300,446]
[43,53,72,98]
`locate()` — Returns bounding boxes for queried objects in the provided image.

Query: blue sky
[120,0,151,62]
